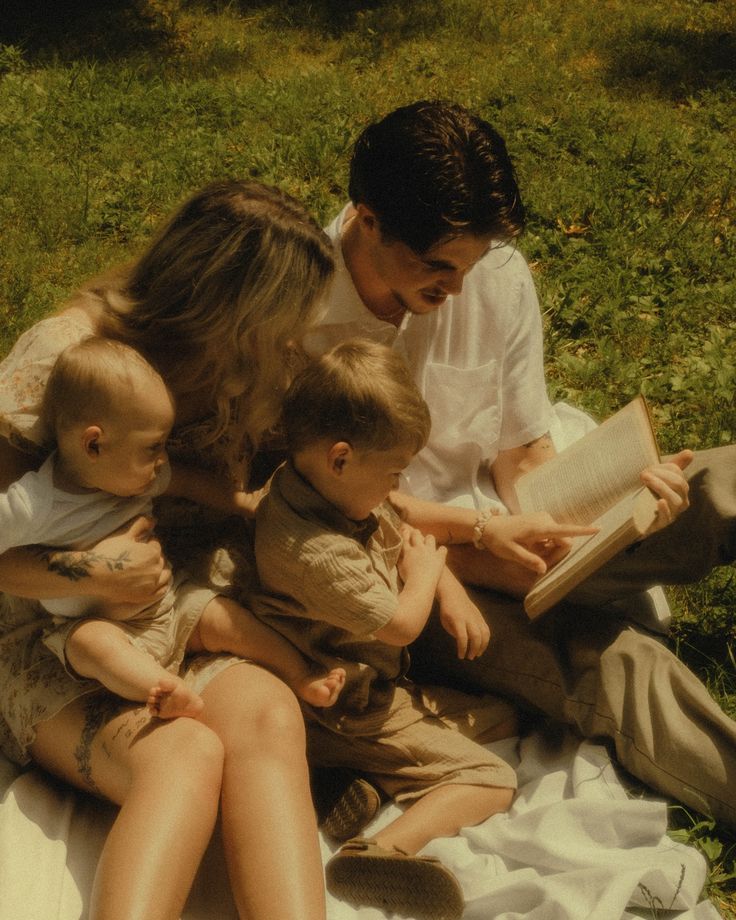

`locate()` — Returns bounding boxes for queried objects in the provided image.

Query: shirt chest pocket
[423,361,501,458]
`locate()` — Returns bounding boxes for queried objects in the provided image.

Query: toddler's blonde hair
[282,339,431,456]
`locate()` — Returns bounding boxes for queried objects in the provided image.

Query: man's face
[369,230,494,315]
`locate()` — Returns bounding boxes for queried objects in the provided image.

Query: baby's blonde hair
[42,337,170,440]
[282,339,431,455]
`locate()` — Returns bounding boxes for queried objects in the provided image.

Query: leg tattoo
[74,693,131,794]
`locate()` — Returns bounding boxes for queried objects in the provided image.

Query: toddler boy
[253,339,525,920]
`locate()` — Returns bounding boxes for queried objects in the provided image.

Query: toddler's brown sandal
[323,777,383,843]
[325,836,465,920]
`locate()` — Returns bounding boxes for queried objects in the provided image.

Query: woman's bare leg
[199,663,327,920]
[30,693,224,920]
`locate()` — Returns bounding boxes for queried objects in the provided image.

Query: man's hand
[640,449,693,534]
[479,512,598,576]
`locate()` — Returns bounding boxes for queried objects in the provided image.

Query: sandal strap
[339,836,440,863]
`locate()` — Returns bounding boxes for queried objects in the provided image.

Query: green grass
[1,0,735,913]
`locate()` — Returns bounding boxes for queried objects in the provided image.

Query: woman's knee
[146,716,224,772]
[258,689,306,745]
[132,717,226,804]
[204,665,307,757]
[241,678,306,754]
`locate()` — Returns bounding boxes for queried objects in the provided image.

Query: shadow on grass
[0,0,182,59]
[0,0,391,52]
[224,0,401,35]
[599,22,736,96]
[0,0,428,64]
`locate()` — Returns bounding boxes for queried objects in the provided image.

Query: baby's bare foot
[148,677,204,719]
[298,667,346,708]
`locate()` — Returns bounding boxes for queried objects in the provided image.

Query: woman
[0,180,335,920]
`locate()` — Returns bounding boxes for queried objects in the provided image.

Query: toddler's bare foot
[147,676,204,719]
[298,667,346,708]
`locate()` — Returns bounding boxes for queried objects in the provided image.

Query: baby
[0,337,344,718]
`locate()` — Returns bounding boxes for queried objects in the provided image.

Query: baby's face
[91,384,175,497]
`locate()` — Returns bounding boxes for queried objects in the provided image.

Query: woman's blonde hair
[282,339,431,455]
[74,180,334,452]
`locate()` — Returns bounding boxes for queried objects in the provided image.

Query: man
[304,100,736,828]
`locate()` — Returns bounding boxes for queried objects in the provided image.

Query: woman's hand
[640,449,692,534]
[231,486,269,519]
[76,515,171,603]
[479,512,598,576]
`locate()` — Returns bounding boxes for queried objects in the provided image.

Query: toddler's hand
[438,590,490,660]
[398,525,447,586]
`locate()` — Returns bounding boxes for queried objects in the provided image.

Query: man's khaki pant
[409,446,736,829]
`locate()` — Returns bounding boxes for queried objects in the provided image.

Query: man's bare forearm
[388,491,477,545]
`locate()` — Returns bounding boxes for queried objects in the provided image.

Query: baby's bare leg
[374,782,514,855]
[66,620,203,718]
[191,596,345,707]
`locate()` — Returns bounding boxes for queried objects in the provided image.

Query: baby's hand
[398,525,447,586]
[479,512,598,576]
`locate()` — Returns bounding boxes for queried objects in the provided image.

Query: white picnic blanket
[0,727,721,920]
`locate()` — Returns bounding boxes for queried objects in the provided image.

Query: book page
[515,396,659,525]
[524,485,659,617]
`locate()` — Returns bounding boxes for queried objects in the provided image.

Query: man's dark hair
[348,100,525,253]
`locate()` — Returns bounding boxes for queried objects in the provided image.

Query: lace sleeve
[0,312,94,456]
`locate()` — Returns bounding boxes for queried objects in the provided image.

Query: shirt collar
[319,205,409,335]
[275,461,380,544]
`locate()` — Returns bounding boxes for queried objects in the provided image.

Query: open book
[517,396,661,618]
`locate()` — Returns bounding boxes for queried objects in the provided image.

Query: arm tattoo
[523,432,553,450]
[32,547,131,582]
